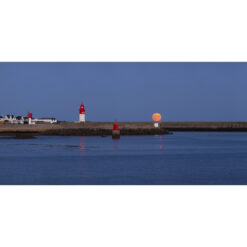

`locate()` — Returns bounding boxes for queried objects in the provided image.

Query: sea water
[0,132,247,185]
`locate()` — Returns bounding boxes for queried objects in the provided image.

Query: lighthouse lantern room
[79,104,86,122]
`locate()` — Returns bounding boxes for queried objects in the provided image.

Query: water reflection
[79,137,85,154]
[159,135,163,150]
[113,139,119,150]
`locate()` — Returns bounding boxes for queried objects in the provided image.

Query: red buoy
[112,121,120,139]
[113,123,119,131]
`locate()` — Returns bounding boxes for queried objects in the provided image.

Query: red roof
[79,104,85,114]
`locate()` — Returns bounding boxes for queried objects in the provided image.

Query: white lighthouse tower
[79,104,86,122]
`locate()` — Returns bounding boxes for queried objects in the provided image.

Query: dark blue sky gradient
[0,62,246,122]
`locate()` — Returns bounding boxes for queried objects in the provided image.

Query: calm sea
[0,132,247,185]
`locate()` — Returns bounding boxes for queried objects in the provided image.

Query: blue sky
[0,62,246,122]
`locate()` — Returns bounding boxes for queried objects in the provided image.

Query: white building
[0,115,19,124]
[32,118,57,124]
[0,114,57,125]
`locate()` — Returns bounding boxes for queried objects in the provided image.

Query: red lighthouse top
[28,112,33,118]
[79,104,85,114]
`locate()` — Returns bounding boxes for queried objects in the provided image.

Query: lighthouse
[28,112,33,125]
[79,104,86,122]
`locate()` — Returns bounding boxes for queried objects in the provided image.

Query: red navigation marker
[113,123,119,131]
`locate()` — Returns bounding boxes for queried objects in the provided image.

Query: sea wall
[0,122,170,136]
[1,122,247,137]
[160,122,247,131]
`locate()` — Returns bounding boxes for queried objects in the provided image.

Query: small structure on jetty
[79,104,86,123]
[112,122,120,139]
[152,113,162,128]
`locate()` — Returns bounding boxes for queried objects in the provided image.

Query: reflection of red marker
[79,137,85,155]
[80,143,85,151]
[113,139,119,150]
[159,135,163,150]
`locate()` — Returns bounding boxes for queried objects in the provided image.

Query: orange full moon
[152,113,162,122]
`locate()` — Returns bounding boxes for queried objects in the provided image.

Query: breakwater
[1,122,247,137]
[0,122,170,137]
[161,122,247,131]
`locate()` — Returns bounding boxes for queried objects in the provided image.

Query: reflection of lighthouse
[79,104,85,122]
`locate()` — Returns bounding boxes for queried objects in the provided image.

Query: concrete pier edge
[1,122,247,136]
